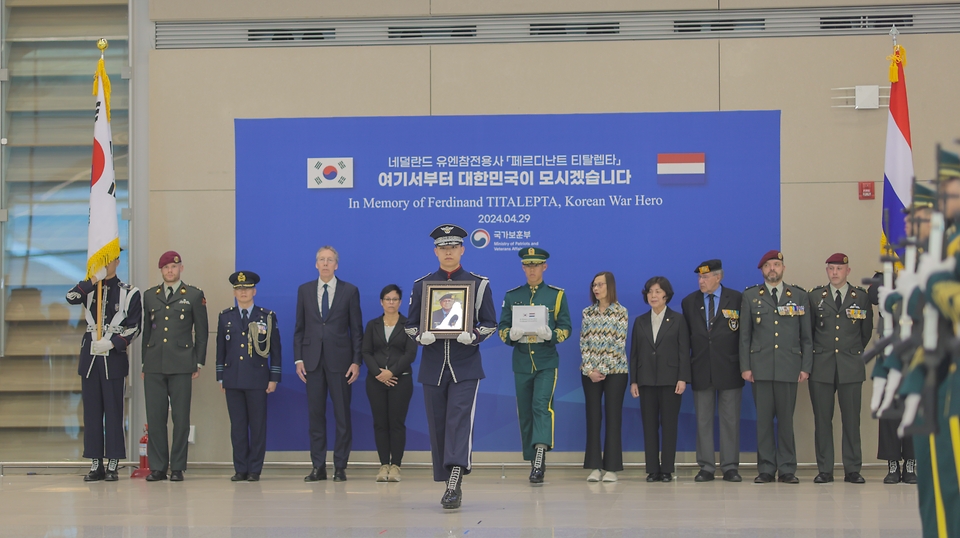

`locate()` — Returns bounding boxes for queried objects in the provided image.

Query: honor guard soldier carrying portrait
[405,224,498,510]
[498,247,572,484]
[66,252,141,481]
[808,253,873,484]
[216,271,282,482]
[141,251,209,482]
[739,250,813,484]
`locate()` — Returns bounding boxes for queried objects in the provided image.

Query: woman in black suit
[629,276,691,483]
[362,284,417,482]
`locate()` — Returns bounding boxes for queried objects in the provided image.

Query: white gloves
[535,325,553,341]
[898,393,922,438]
[916,253,955,287]
[877,369,903,417]
[869,377,886,415]
[877,285,895,315]
[90,337,114,355]
[509,327,525,341]
[457,331,477,345]
[417,331,436,346]
[93,267,107,283]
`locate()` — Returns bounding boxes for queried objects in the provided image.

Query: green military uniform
[808,254,874,482]
[739,250,813,482]
[498,248,571,470]
[141,252,209,476]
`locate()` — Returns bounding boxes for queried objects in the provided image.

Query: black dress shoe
[754,473,775,483]
[231,473,248,482]
[145,471,168,482]
[333,468,347,482]
[722,470,742,482]
[104,470,119,482]
[247,474,260,482]
[778,473,799,484]
[883,460,901,484]
[813,472,834,483]
[170,470,184,482]
[441,486,462,509]
[902,471,918,484]
[844,472,865,484]
[694,470,715,482]
[646,473,661,482]
[304,467,326,482]
[661,473,673,482]
[903,459,918,484]
[84,468,105,482]
[529,466,544,484]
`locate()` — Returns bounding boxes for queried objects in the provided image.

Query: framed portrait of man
[420,281,476,339]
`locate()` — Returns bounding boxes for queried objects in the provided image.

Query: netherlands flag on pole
[657,153,706,185]
[881,43,913,257]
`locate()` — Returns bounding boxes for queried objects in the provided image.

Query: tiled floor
[0,467,921,537]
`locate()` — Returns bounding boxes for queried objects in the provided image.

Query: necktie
[771,287,778,305]
[707,294,716,330]
[241,309,249,328]
[166,287,173,300]
[835,290,842,310]
[321,284,330,320]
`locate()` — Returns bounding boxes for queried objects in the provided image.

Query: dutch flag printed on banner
[881,43,912,256]
[657,153,706,185]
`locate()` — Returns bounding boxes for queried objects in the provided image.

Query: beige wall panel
[150,0,429,21]
[723,0,939,8]
[431,0,716,16]
[148,47,430,192]
[147,191,234,462]
[432,40,719,115]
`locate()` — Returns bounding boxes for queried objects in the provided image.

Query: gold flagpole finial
[97,38,108,57]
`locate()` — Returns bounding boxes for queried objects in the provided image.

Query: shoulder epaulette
[547,284,564,292]
[119,282,133,290]
[852,284,868,293]
[221,306,235,314]
[506,284,524,293]
[809,284,827,293]
[469,271,489,280]
[745,284,762,291]
[414,272,432,283]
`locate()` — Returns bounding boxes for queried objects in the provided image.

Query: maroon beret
[825,252,849,265]
[158,250,182,268]
[757,249,783,269]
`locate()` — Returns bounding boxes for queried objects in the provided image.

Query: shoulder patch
[469,271,489,281]
[414,272,432,283]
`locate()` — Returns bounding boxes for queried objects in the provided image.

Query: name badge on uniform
[721,309,739,331]
[846,304,867,320]
[777,302,805,316]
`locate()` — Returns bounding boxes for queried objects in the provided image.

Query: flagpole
[95,38,108,343]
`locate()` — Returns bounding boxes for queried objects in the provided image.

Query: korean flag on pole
[307,158,354,189]
[87,42,120,279]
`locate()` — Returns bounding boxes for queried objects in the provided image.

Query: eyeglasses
[382,297,401,302]
[317,257,337,264]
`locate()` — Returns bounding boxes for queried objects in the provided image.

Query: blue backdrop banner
[234,111,780,455]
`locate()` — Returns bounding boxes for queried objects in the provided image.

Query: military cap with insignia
[825,252,848,265]
[439,293,455,301]
[909,182,935,211]
[158,250,182,268]
[519,247,549,265]
[757,249,784,268]
[431,224,468,246]
[695,259,722,274]
[230,271,260,288]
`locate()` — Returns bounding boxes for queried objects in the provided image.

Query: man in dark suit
[141,251,208,482]
[405,224,498,509]
[680,259,745,483]
[295,246,363,482]
[216,271,282,482]
[740,250,813,484]
[808,253,873,484]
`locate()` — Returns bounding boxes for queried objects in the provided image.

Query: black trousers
[81,359,126,460]
[878,417,915,460]
[365,373,413,466]
[306,358,353,470]
[422,369,479,482]
[581,373,627,472]
[638,385,682,474]
[225,388,268,475]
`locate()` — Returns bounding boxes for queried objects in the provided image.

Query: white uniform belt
[86,324,123,334]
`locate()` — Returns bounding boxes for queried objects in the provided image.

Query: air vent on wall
[388,25,477,39]
[674,18,764,33]
[248,28,334,42]
[820,14,914,31]
[529,22,619,36]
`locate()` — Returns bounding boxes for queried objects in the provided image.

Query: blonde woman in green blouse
[579,271,629,482]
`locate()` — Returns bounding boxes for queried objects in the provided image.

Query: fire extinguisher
[131,424,151,478]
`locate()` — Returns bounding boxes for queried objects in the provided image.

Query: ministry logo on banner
[307,158,354,189]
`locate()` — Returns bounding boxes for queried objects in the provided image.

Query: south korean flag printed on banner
[307,158,354,189]
[87,48,120,280]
